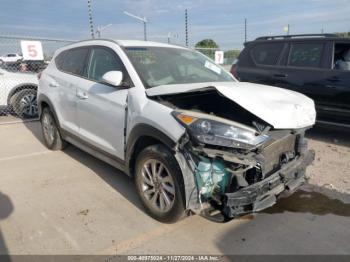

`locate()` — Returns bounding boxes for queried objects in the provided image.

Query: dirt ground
[306,125,350,197]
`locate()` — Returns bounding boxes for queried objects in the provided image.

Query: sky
[0,0,350,50]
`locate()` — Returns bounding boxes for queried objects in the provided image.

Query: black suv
[231,34,350,127]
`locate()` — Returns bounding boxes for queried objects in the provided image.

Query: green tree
[195,39,219,60]
[195,39,219,49]
[224,50,241,59]
[224,49,241,65]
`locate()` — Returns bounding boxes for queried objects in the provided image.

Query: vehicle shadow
[23,121,146,213]
[0,191,13,261]
[307,124,350,147]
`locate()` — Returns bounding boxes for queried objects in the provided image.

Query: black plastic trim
[125,123,177,174]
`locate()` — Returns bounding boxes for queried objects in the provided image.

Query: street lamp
[123,11,148,41]
[96,24,112,38]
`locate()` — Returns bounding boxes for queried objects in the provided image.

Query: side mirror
[101,71,123,87]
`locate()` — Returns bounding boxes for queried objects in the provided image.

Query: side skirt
[61,130,129,175]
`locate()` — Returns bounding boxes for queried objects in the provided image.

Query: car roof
[56,39,187,54]
[246,34,350,45]
[115,39,187,49]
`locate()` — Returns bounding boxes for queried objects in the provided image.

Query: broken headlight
[173,111,269,150]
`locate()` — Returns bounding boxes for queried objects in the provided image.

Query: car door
[51,47,89,135]
[76,46,130,160]
[273,41,350,124]
[238,42,286,85]
[317,40,350,124]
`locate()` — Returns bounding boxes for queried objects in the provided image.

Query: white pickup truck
[0,53,23,64]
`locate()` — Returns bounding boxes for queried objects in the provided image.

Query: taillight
[230,63,238,78]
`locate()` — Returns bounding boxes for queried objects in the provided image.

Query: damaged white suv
[38,40,316,222]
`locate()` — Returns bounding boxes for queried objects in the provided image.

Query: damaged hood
[146,82,316,129]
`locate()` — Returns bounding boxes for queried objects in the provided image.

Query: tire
[135,144,186,223]
[11,89,38,119]
[40,107,67,150]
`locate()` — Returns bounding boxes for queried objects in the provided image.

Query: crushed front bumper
[222,150,315,218]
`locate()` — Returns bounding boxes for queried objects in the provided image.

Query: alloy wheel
[19,93,38,117]
[141,159,176,213]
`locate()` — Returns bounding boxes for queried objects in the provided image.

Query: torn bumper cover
[222,149,315,218]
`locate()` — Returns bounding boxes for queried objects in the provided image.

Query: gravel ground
[306,125,350,197]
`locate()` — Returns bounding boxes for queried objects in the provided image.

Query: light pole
[96,24,112,38]
[123,11,148,41]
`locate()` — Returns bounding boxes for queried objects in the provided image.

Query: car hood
[145,81,316,129]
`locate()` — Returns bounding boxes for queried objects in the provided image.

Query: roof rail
[255,34,339,41]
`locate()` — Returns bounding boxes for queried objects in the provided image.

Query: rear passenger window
[55,48,88,76]
[288,43,323,68]
[55,51,67,71]
[251,43,284,65]
[87,48,124,82]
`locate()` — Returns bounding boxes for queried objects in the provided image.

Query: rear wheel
[11,89,38,119]
[41,107,67,150]
[135,144,186,223]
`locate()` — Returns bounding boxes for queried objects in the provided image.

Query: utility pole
[244,18,247,43]
[124,11,148,41]
[185,9,188,47]
[87,0,95,39]
[284,24,290,35]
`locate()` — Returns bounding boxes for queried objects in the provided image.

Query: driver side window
[87,47,124,82]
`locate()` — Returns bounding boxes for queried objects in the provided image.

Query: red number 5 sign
[21,41,44,61]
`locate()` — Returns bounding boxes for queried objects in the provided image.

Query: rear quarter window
[251,43,284,66]
[288,43,323,68]
[55,48,89,76]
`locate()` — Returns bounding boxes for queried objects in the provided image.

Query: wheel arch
[7,83,37,105]
[125,123,177,177]
[37,93,60,127]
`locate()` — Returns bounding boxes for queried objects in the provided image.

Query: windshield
[125,47,235,88]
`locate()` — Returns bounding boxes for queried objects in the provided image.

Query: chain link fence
[0,35,73,124]
[194,47,240,71]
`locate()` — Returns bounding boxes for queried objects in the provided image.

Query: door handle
[77,91,88,100]
[49,82,59,88]
[273,74,287,78]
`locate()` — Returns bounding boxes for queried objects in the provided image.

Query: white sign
[21,41,44,60]
[215,50,224,64]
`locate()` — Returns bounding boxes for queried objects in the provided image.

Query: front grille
[261,133,296,175]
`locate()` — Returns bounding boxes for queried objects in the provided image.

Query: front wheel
[135,144,186,223]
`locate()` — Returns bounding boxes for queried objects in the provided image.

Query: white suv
[0,67,38,118]
[38,39,316,223]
